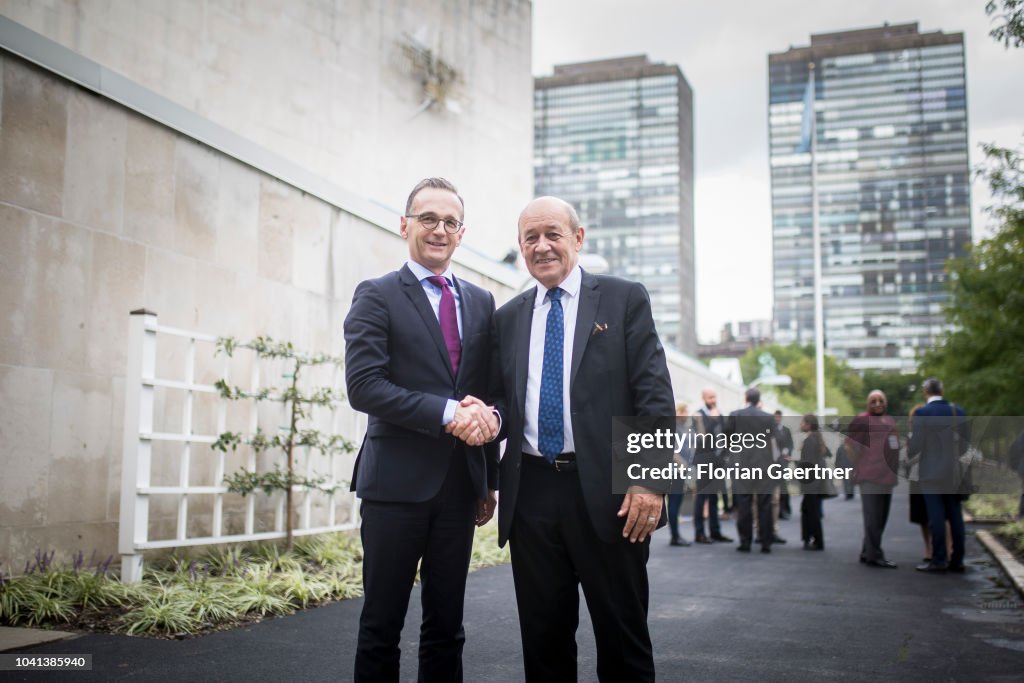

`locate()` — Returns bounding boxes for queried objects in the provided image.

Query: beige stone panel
[194,261,255,341]
[173,139,220,260]
[8,521,119,571]
[63,89,127,235]
[142,246,197,329]
[49,371,113,468]
[0,365,53,527]
[86,231,146,376]
[214,159,260,273]
[291,195,331,296]
[332,211,406,309]
[124,115,176,251]
[0,56,67,216]
[107,376,125,522]
[258,179,308,284]
[0,204,91,371]
[47,443,111,525]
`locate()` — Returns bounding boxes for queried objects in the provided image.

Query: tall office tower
[769,24,971,372]
[534,56,695,353]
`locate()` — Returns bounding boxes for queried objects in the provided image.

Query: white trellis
[118,310,359,582]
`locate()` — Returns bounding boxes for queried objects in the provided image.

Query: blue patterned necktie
[537,287,564,463]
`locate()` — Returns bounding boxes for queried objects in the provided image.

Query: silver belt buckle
[554,457,570,472]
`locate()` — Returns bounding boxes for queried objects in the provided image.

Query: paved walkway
[8,490,1024,681]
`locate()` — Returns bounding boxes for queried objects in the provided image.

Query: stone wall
[0,51,517,567]
[0,0,534,260]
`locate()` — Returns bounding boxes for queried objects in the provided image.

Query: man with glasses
[345,177,499,681]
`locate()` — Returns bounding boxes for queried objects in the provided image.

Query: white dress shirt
[522,265,581,456]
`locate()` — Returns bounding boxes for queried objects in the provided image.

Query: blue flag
[795,76,814,154]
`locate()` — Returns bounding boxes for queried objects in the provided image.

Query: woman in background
[796,414,827,550]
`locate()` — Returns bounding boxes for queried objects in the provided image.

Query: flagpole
[809,62,825,417]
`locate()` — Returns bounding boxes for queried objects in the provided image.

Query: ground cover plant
[0,525,509,638]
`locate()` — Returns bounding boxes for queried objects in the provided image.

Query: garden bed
[1,524,509,639]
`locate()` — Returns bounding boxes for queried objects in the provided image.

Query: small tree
[211,336,355,549]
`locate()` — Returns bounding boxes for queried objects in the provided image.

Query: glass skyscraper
[768,24,971,372]
[534,56,695,352]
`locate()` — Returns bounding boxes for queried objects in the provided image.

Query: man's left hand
[617,485,663,543]
[476,489,497,527]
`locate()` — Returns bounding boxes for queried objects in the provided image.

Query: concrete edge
[976,530,1024,599]
[0,626,78,653]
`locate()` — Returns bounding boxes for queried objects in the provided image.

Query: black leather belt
[523,452,577,473]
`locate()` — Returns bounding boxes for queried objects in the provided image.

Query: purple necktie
[428,276,461,374]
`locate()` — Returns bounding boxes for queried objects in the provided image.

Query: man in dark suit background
[729,388,778,553]
[908,377,969,573]
[774,410,794,520]
[480,196,675,682]
[344,177,499,681]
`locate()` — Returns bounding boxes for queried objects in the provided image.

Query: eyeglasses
[406,213,464,234]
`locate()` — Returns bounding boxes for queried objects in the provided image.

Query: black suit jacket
[490,271,675,545]
[776,425,794,457]
[727,405,776,494]
[344,264,498,503]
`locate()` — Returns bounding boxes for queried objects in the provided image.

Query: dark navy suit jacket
[344,264,498,503]
[489,271,675,545]
[908,398,969,487]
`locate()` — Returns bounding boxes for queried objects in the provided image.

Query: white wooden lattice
[118,310,359,582]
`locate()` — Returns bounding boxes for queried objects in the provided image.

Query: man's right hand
[446,395,498,446]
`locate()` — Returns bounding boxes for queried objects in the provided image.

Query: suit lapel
[399,265,455,382]
[453,276,472,381]
[571,272,600,387]
[514,291,534,406]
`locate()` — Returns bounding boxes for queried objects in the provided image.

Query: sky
[532,0,1024,344]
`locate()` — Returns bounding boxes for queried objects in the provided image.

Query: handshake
[445,395,500,447]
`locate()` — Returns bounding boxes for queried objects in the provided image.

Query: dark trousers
[510,458,655,683]
[923,493,965,567]
[735,493,772,548]
[667,491,685,540]
[859,483,893,561]
[693,492,720,538]
[779,490,791,516]
[355,452,477,683]
[800,494,824,547]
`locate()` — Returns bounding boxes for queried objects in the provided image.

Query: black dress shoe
[711,534,734,543]
[867,559,897,569]
[760,546,771,554]
[669,537,691,547]
[859,555,867,563]
[915,562,948,573]
[947,564,966,573]
[694,535,713,544]
[772,535,787,544]
[736,545,751,553]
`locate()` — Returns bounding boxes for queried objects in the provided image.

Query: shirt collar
[407,259,454,287]
[926,395,944,404]
[533,264,582,308]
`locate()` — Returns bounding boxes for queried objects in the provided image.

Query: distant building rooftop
[770,22,963,63]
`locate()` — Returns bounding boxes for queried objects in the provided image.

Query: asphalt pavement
[9,488,1024,681]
